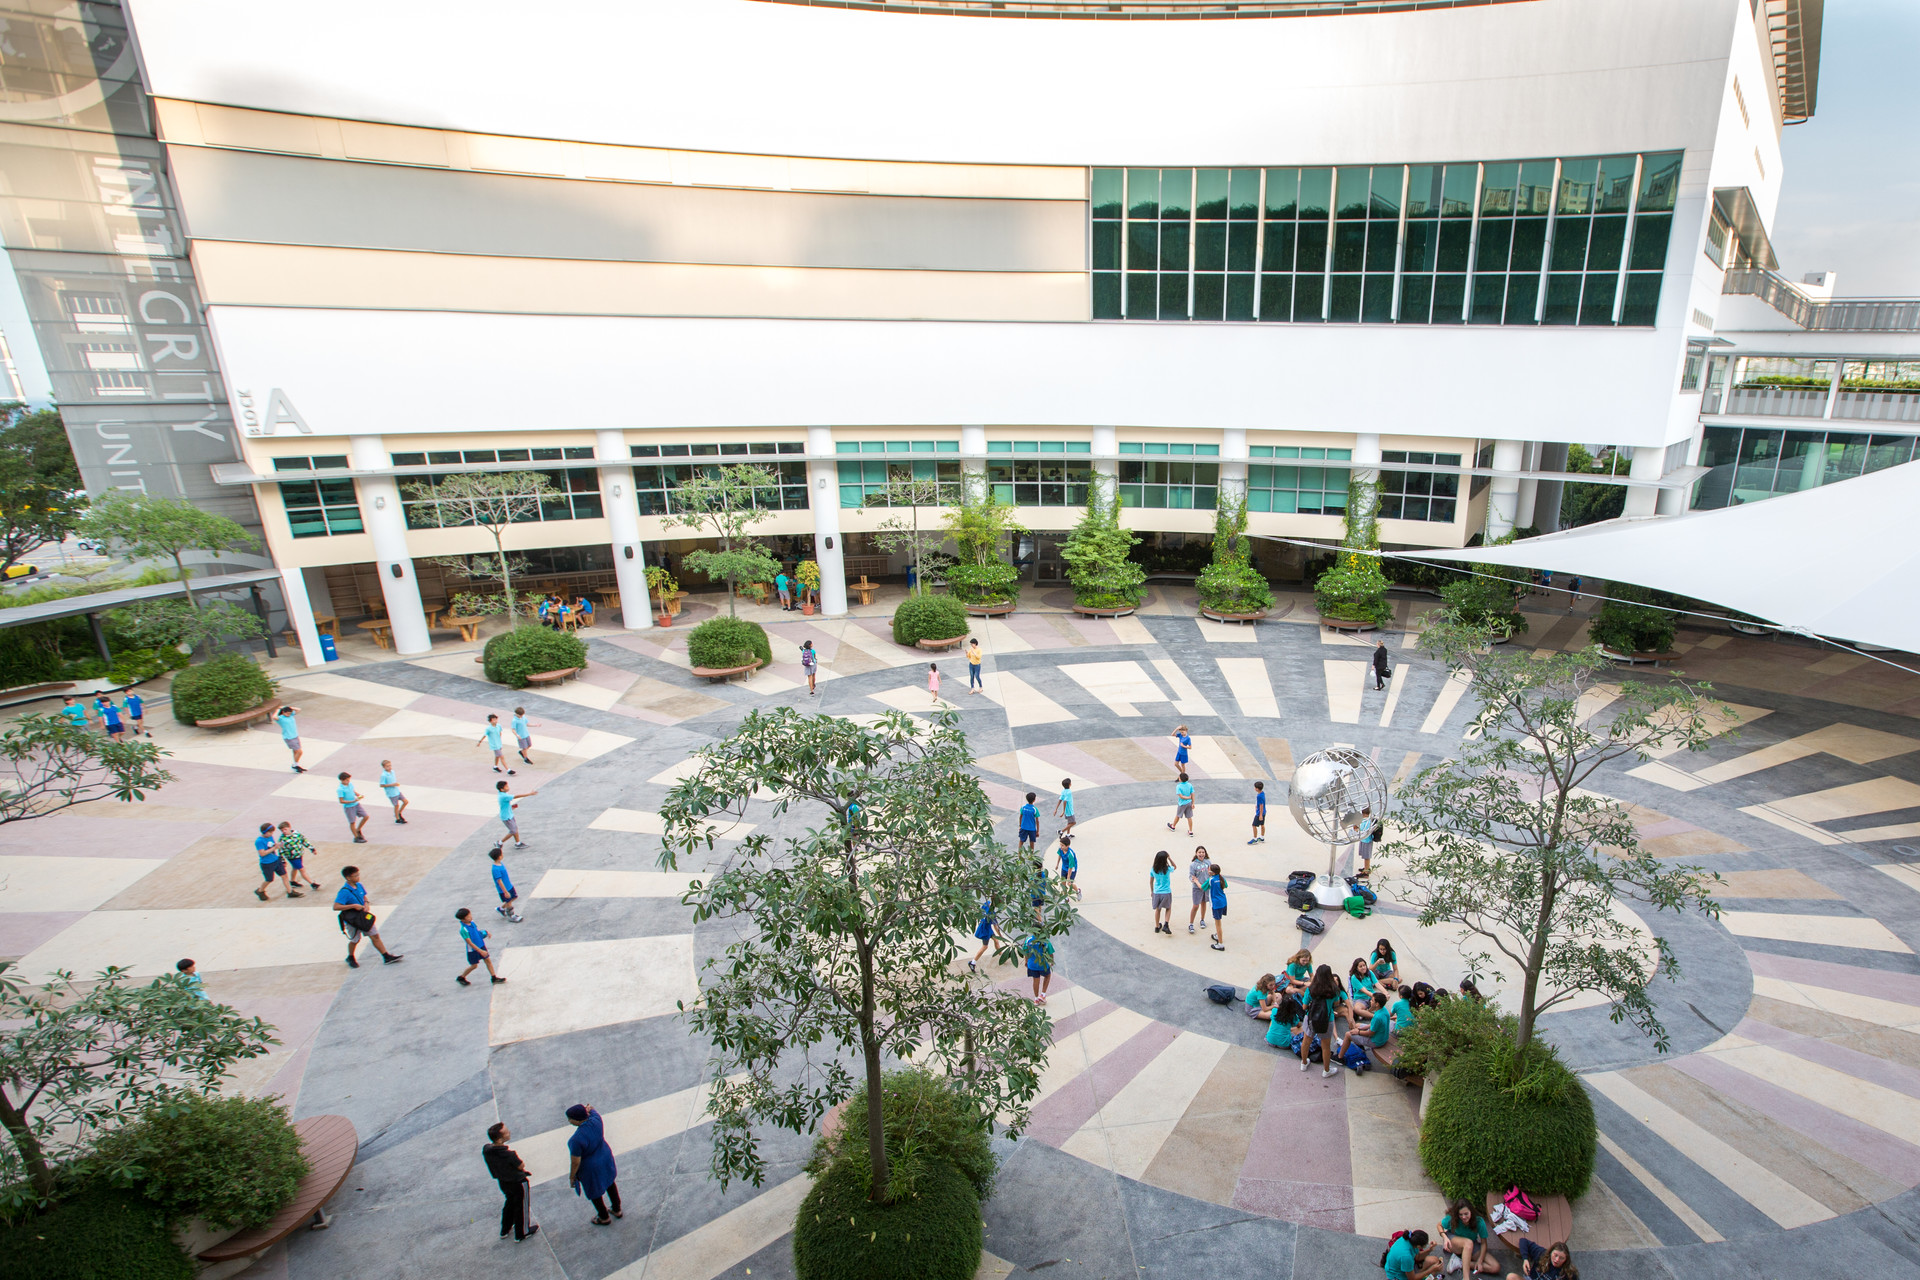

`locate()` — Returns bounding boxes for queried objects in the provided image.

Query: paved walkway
[6,586,1920,1279]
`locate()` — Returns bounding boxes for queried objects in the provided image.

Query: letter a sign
[263,388,313,435]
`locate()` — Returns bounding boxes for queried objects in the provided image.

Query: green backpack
[1343,894,1372,919]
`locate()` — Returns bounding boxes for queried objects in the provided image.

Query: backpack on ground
[1287,885,1319,911]
[1345,877,1377,906]
[1287,870,1316,887]
[1503,1185,1540,1221]
[1380,1230,1409,1268]
[1343,894,1372,920]
[1205,984,1236,1005]
[1288,1029,1323,1056]
[1339,1040,1372,1072]
[1295,913,1325,935]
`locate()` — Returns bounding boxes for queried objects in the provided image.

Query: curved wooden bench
[1484,1190,1572,1255]
[964,601,1015,617]
[691,659,762,683]
[1599,647,1681,667]
[525,667,580,686]
[198,1114,358,1262]
[1200,608,1268,624]
[916,635,967,652]
[1071,604,1135,618]
[1318,615,1378,633]
[195,700,280,730]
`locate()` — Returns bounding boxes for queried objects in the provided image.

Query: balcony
[1723,269,1920,333]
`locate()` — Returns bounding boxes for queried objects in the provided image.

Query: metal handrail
[1723,269,1920,332]
[750,0,1534,16]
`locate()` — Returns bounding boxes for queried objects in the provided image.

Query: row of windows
[402,469,605,529]
[634,461,811,516]
[281,478,363,539]
[273,455,350,471]
[1091,153,1679,327]
[1118,460,1218,510]
[838,440,961,455]
[391,447,595,466]
[990,460,1092,507]
[635,442,803,458]
[839,460,965,508]
[1247,464,1348,515]
[1692,426,1919,510]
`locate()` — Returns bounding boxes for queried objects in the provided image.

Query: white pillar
[280,566,326,667]
[1514,443,1539,530]
[1350,432,1381,530]
[347,434,431,655]
[1484,438,1525,540]
[1534,442,1568,532]
[595,429,653,630]
[807,425,848,616]
[1092,425,1119,482]
[1622,443,1665,518]
[1220,428,1248,501]
[961,424,989,498]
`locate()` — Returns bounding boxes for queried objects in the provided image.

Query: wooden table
[443,615,484,643]
[356,619,393,649]
[312,614,338,636]
[423,605,446,629]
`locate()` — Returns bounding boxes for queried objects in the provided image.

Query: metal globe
[1287,747,1389,846]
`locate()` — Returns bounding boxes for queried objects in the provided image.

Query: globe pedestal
[1287,747,1387,912]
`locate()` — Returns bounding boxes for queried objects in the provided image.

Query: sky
[1772,0,1920,296]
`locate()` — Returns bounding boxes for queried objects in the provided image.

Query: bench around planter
[195,700,280,730]
[1200,607,1269,624]
[964,600,1015,617]
[915,635,968,651]
[1318,615,1379,633]
[691,659,763,683]
[1598,647,1680,666]
[197,1114,358,1263]
[524,667,581,686]
[1483,1190,1573,1255]
[1071,603,1136,618]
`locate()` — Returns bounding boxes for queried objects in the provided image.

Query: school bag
[1343,894,1371,920]
[1287,870,1316,886]
[1286,884,1319,911]
[1295,913,1325,935]
[1380,1230,1410,1268]
[1287,1029,1322,1056]
[1345,876,1377,906]
[1503,1185,1540,1222]
[1339,1040,1372,1072]
[1205,984,1236,1005]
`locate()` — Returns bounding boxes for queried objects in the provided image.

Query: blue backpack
[1345,877,1377,906]
[1339,1040,1373,1072]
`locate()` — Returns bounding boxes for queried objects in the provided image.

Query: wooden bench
[196,700,279,730]
[525,667,581,686]
[916,635,967,652]
[691,659,762,683]
[1318,615,1377,633]
[1484,1190,1572,1255]
[198,1114,358,1263]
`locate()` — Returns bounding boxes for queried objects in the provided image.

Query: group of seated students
[535,594,593,628]
[1381,1213,1577,1279]
[1243,940,1479,1076]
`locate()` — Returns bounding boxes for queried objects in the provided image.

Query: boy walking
[276,821,325,890]
[511,708,540,766]
[483,1123,539,1243]
[94,695,126,739]
[333,866,402,967]
[1053,778,1076,837]
[124,690,147,737]
[1166,772,1195,836]
[1248,780,1267,845]
[479,714,516,775]
[490,846,523,922]
[378,760,409,824]
[275,705,305,772]
[1018,792,1039,852]
[253,822,300,901]
[455,908,505,985]
[1023,932,1054,1005]
[497,781,538,849]
[1208,862,1228,952]
[59,694,90,730]
[1055,834,1079,897]
[336,771,371,843]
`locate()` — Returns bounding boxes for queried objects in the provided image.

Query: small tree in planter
[659,464,783,618]
[1589,582,1680,655]
[943,477,1025,608]
[795,559,821,613]
[1312,475,1390,625]
[1195,492,1273,616]
[1060,474,1145,610]
[869,475,954,597]
[404,472,562,623]
[644,564,679,614]
[1436,575,1527,641]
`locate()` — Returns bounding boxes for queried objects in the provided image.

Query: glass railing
[1723,269,1920,332]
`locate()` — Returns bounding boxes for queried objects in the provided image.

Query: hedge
[890,595,969,647]
[1393,993,1517,1082]
[1419,1043,1596,1202]
[482,625,589,688]
[1588,583,1679,654]
[942,561,1019,607]
[793,1154,981,1280]
[686,616,773,670]
[90,1093,309,1231]
[807,1068,996,1203]
[170,653,276,725]
[1,1185,193,1280]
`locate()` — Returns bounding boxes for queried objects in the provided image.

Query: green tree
[1562,443,1627,528]
[941,474,1025,606]
[0,962,277,1210]
[868,475,954,596]
[658,708,1073,1203]
[78,494,258,612]
[0,713,175,825]
[0,404,85,573]
[115,598,267,653]
[1391,615,1727,1073]
[659,464,783,617]
[1059,473,1145,608]
[1195,491,1273,615]
[403,471,563,623]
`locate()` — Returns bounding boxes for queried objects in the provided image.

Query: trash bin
[318,633,338,662]
[906,566,918,590]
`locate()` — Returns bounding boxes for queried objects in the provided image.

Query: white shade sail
[1409,462,1920,653]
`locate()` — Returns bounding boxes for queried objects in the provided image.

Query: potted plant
[645,564,679,625]
[1195,494,1274,622]
[1589,583,1681,662]
[796,559,820,616]
[942,477,1025,615]
[1060,474,1147,616]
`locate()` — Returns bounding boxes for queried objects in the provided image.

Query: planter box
[965,601,1016,617]
[1072,603,1137,618]
[1199,607,1268,624]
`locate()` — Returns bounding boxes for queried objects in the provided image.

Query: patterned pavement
[5,583,1920,1279]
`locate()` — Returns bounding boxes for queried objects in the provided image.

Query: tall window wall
[1378,450,1463,523]
[1092,152,1680,326]
[1246,446,1350,514]
[1693,426,1918,510]
[272,455,362,538]
[987,441,1092,506]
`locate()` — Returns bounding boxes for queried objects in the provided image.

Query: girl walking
[928,662,941,705]
[800,640,818,696]
[1149,851,1174,934]
[966,637,984,693]
[1185,848,1211,934]
[968,898,998,972]
[1207,862,1228,951]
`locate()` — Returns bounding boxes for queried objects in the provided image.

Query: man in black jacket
[483,1122,540,1242]
[1372,641,1392,691]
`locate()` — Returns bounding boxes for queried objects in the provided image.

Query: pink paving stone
[1672,1053,1920,1186]
[1019,741,1137,789]
[138,761,298,810]
[0,911,86,958]
[1230,1177,1360,1231]
[0,814,219,856]
[576,664,637,693]
[1636,818,1697,838]
[1026,1020,1181,1147]
[1002,611,1072,649]
[980,781,1029,812]
[1063,616,1120,645]
[1048,999,1119,1041]
[1130,737,1203,778]
[1238,1057,1353,1192]
[1746,949,1920,1007]
[1735,1017,1920,1102]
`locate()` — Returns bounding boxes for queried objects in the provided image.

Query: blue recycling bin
[906,566,918,590]
[318,633,338,662]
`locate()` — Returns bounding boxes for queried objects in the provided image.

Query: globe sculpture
[1287,746,1390,909]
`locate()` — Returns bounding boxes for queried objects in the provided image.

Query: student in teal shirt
[1264,992,1302,1049]
[59,695,89,729]
[377,759,409,824]
[1391,991,1416,1034]
[1382,1228,1441,1279]
[1149,850,1174,934]
[1345,957,1378,1021]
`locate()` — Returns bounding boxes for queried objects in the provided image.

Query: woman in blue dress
[565,1104,621,1224]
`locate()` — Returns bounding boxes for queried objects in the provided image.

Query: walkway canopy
[0,568,285,661]
[1408,461,1920,654]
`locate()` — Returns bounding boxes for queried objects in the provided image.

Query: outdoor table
[444,615,484,642]
[356,619,393,649]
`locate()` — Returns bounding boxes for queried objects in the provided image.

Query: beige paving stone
[530,868,703,898]
[1260,737,1296,781]
[1705,1037,1920,1154]
[1596,1130,1724,1243]
[1060,1029,1228,1178]
[1151,657,1219,716]
[1419,669,1472,734]
[489,934,696,1045]
[1217,657,1279,718]
[98,838,451,912]
[1140,1045,1269,1205]
[1213,736,1267,781]
[1346,1070,1438,1238]
[0,855,167,913]
[1642,828,1749,858]
[1074,736,1176,783]
[1715,868,1841,899]
[602,1171,813,1280]
[1324,660,1366,724]
[17,903,399,980]
[75,802,239,824]
[617,674,728,718]
[1721,910,1912,953]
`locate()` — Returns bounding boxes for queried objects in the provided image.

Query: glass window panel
[1159,222,1189,271]
[1159,272,1189,319]
[390,452,425,466]
[1579,273,1619,324]
[1128,222,1157,270]
[691,444,719,456]
[1259,274,1291,321]
[1377,494,1403,519]
[1196,169,1229,219]
[1363,274,1394,323]
[1597,155,1637,212]
[1505,274,1539,324]
[1329,274,1362,322]
[1297,221,1329,272]
[279,481,320,506]
[1628,213,1672,271]
[1550,218,1589,271]
[312,455,349,469]
[325,508,364,534]
[462,450,496,463]
[1557,158,1597,214]
[1638,151,1682,212]
[1195,221,1226,270]
[1371,165,1402,216]
[660,444,691,456]
[1620,273,1661,326]
[1293,273,1325,321]
[1441,164,1477,216]
[1143,486,1168,508]
[1365,223,1397,272]
[1196,463,1219,481]
[1406,165,1440,218]
[1475,219,1512,272]
[1437,221,1472,272]
[992,484,1016,504]
[1226,273,1256,321]
[1587,215,1626,271]
[1228,222,1258,272]
[1127,272,1157,317]
[1510,218,1546,272]
[1248,489,1272,513]
[1405,472,1432,496]
[1432,274,1467,323]
[1432,473,1459,497]
[1867,435,1915,472]
[1263,221,1296,272]
[1193,273,1226,320]
[1093,272,1122,319]
[1431,499,1457,522]
[1517,160,1555,214]
[316,478,357,504]
[1264,168,1298,219]
[1160,169,1192,219]
[1399,274,1433,323]
[1168,461,1194,482]
[1333,221,1366,271]
[1403,497,1431,521]
[1015,484,1040,504]
[1127,168,1159,219]
[1480,162,1518,215]
[1403,220,1437,273]
[1092,168,1123,219]
[1827,434,1868,480]
[1230,168,1260,219]
[1336,166,1371,218]
[1194,487,1217,510]
[1093,221,1120,270]
[1299,168,1332,218]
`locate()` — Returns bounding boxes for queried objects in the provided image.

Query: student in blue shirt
[1170,724,1192,776]
[1055,834,1078,896]
[968,898,998,973]
[1149,850,1174,934]
[478,714,516,775]
[1018,792,1039,851]
[510,707,540,766]
[490,846,523,922]
[175,957,207,998]
[124,690,147,737]
[1022,932,1054,1005]
[1390,989,1417,1035]
[1029,858,1048,921]
[1206,860,1228,951]
[252,821,298,901]
[775,570,793,611]
[1248,779,1267,845]
[496,780,538,849]
[336,771,371,843]
[59,695,90,730]
[275,705,305,773]
[378,759,409,824]
[95,695,125,739]
[1382,1228,1441,1280]
[333,866,402,967]
[1339,991,1392,1058]
[1166,772,1195,836]
[455,908,505,985]
[1053,778,1076,837]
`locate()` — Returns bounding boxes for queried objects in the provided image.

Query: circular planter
[964,600,1015,617]
[1599,646,1678,666]
[1317,615,1378,633]
[1072,603,1136,618]
[915,635,969,651]
[1728,620,1770,636]
[1199,607,1268,624]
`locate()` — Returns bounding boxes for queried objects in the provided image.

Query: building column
[280,566,326,667]
[1513,443,1539,530]
[595,429,653,630]
[807,425,848,616]
[1533,442,1568,532]
[1091,425,1119,483]
[1220,428,1249,505]
[1483,438,1525,540]
[347,434,431,655]
[1622,443,1666,518]
[1657,435,1697,516]
[961,424,989,498]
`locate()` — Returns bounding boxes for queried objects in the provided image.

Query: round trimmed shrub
[942,561,1020,607]
[169,653,276,725]
[1419,1043,1595,1202]
[793,1154,981,1280]
[482,624,589,688]
[686,616,772,670]
[1313,554,1392,626]
[1,1185,193,1280]
[890,595,969,647]
[808,1068,996,1202]
[1196,562,1274,615]
[90,1093,309,1231]
[1589,583,1679,654]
